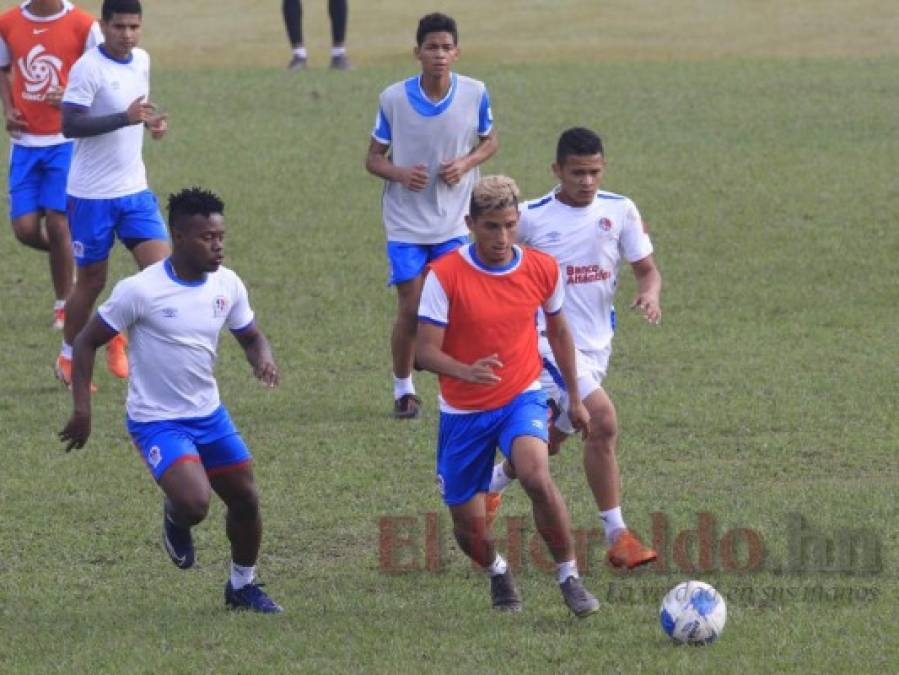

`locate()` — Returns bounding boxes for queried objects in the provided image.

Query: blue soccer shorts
[126,405,253,482]
[436,390,550,506]
[386,234,469,285]
[8,143,73,218]
[67,189,168,267]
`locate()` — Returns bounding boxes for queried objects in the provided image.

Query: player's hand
[567,400,590,440]
[5,107,27,137]
[465,354,503,385]
[147,112,168,140]
[630,293,661,324]
[45,86,64,108]
[59,411,91,452]
[125,95,157,125]
[254,360,279,388]
[399,164,428,191]
[438,157,469,186]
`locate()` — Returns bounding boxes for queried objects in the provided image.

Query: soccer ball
[659,580,726,645]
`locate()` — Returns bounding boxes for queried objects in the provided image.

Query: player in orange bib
[415,175,600,617]
[0,0,100,328]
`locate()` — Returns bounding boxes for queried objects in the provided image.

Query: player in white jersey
[365,12,497,419]
[487,128,663,570]
[60,187,283,613]
[54,0,170,391]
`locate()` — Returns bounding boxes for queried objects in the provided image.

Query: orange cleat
[607,529,657,570]
[52,307,65,331]
[106,332,129,379]
[485,492,503,531]
[55,355,97,393]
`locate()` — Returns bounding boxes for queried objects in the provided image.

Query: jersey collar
[20,1,73,22]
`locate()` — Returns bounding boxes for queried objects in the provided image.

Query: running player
[60,187,283,613]
[55,0,170,389]
[487,128,662,570]
[415,175,600,616]
[0,0,100,329]
[365,12,497,419]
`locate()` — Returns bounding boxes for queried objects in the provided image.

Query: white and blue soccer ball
[659,580,727,645]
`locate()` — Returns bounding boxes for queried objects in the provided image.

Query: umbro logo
[531,420,544,430]
[161,307,178,318]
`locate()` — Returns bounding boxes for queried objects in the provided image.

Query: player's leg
[8,145,48,250]
[386,241,428,418]
[56,257,107,389]
[199,407,282,613]
[438,407,522,611]
[40,143,77,330]
[581,386,656,569]
[502,392,599,617]
[328,0,351,69]
[283,0,307,69]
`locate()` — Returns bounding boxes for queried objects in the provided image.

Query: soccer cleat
[329,54,352,71]
[106,333,129,379]
[287,54,307,71]
[490,570,522,612]
[560,576,600,618]
[606,529,658,570]
[393,394,421,419]
[162,511,195,569]
[225,581,283,614]
[52,307,65,330]
[54,355,97,393]
[485,492,502,531]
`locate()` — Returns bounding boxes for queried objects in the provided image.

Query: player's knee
[44,215,70,242]
[519,471,556,505]
[586,418,617,452]
[75,269,107,296]
[172,494,210,526]
[228,486,260,521]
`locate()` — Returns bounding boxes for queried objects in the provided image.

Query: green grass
[1,2,898,673]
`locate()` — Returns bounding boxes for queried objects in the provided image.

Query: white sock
[488,462,513,493]
[292,46,307,58]
[331,46,346,57]
[230,561,256,590]
[486,554,508,577]
[393,375,415,399]
[54,299,65,310]
[600,506,627,544]
[556,559,579,584]
[60,341,73,359]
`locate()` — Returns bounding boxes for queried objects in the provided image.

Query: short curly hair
[167,187,224,230]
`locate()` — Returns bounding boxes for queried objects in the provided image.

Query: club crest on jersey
[213,296,229,317]
[598,217,613,232]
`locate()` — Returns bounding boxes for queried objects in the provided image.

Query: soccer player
[0,0,101,329]
[54,0,170,390]
[487,128,662,570]
[366,12,497,419]
[282,0,350,70]
[59,187,283,614]
[415,175,600,617]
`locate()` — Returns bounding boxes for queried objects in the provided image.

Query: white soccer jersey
[518,188,654,353]
[62,45,150,198]
[98,259,255,423]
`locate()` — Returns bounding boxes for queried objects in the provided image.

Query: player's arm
[415,322,502,384]
[630,254,662,324]
[364,138,428,192]
[61,95,157,138]
[232,323,279,388]
[58,316,118,451]
[0,67,26,136]
[543,310,589,437]
[438,128,498,186]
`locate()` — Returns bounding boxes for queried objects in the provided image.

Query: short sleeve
[478,87,493,136]
[619,199,654,263]
[227,275,255,333]
[0,36,10,68]
[418,271,449,327]
[543,266,565,316]
[372,106,391,144]
[85,22,103,51]
[97,278,141,333]
[62,56,97,108]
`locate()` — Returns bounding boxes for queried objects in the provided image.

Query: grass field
[1,1,897,673]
